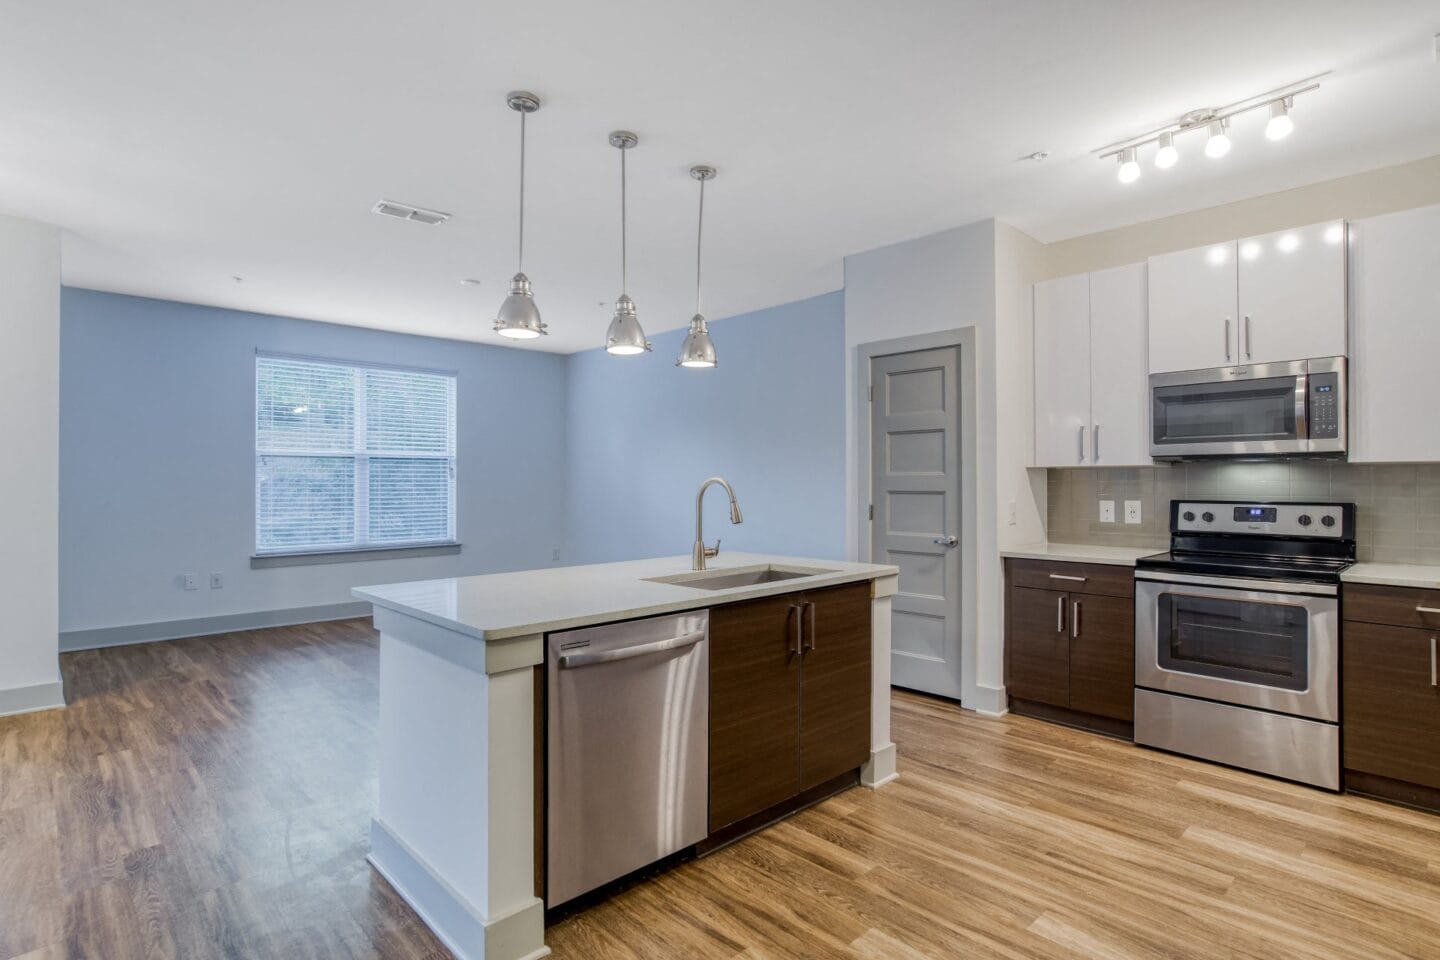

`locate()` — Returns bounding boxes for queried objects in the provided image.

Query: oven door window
[1156,592,1308,691]
[1152,376,1299,446]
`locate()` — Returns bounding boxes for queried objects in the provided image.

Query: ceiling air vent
[371,199,451,225]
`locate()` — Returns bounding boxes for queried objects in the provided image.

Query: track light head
[1204,119,1231,158]
[1266,98,1294,141]
[1116,146,1141,183]
[1154,131,1178,169]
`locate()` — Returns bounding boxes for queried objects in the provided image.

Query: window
[255,355,456,556]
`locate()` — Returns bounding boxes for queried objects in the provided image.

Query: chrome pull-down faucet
[692,477,743,570]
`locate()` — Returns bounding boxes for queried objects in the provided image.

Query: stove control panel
[1173,501,1349,538]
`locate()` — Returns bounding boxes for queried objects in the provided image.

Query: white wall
[843,219,1013,713]
[0,215,62,715]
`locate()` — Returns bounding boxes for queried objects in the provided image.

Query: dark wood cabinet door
[1006,586,1070,708]
[799,582,872,792]
[709,593,802,831]
[1343,620,1440,791]
[1067,593,1134,721]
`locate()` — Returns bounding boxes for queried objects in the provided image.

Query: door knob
[933,536,958,547]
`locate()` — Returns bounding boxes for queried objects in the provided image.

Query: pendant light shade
[494,91,547,340]
[677,164,718,368]
[605,130,651,356]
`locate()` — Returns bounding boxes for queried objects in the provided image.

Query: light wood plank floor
[2,620,1438,959]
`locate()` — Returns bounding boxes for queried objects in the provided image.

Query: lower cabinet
[1342,584,1440,809]
[708,581,871,834]
[1005,559,1135,731]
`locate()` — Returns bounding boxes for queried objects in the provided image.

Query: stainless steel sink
[645,564,835,591]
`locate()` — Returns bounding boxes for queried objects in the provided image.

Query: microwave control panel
[1309,373,1342,439]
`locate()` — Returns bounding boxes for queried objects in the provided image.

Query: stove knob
[1297,514,1312,527]
[1201,511,1214,523]
[1182,511,1196,522]
[1321,515,1337,528]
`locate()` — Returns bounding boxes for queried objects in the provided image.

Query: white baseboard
[968,683,1009,717]
[368,818,549,960]
[862,741,899,788]
[59,601,372,652]
[0,679,65,718]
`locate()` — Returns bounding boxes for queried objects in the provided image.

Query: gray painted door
[869,346,963,699]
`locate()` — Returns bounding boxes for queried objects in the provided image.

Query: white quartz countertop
[1000,542,1163,567]
[353,552,898,641]
[1341,562,1440,590]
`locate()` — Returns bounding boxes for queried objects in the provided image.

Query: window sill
[251,542,462,569]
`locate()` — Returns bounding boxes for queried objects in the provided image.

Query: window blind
[256,356,456,555]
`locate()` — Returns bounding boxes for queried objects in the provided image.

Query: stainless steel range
[1133,500,1356,790]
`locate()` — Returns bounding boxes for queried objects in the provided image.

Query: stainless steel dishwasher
[546,610,709,908]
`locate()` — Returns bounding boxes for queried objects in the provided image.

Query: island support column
[366,607,550,960]
[862,572,900,787]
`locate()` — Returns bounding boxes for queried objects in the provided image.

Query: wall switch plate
[1099,500,1115,523]
[1125,500,1143,524]
[182,573,198,591]
[210,572,224,589]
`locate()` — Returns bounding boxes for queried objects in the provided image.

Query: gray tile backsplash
[1047,463,1440,565]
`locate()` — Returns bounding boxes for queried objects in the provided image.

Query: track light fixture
[1094,73,1324,185]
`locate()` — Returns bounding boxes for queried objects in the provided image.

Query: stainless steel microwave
[1149,356,1346,460]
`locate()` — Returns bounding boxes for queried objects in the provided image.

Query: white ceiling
[2,1,1438,353]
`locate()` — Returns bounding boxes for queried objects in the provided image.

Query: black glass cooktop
[1135,550,1352,585]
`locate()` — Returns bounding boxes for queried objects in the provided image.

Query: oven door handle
[1135,571,1337,597]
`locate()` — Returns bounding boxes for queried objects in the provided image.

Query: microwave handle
[1294,372,1309,441]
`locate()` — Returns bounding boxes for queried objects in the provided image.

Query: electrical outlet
[181,573,198,591]
[1099,500,1115,523]
[551,548,561,562]
[210,572,224,589]
[1124,500,1143,524]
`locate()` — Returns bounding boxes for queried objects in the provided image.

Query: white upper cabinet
[1088,262,1150,466]
[1235,220,1347,365]
[1033,264,1149,467]
[1147,241,1238,374]
[1349,203,1440,463]
[1033,273,1091,467]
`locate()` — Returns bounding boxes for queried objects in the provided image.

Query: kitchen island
[352,553,899,960]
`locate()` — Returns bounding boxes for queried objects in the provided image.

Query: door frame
[855,328,978,706]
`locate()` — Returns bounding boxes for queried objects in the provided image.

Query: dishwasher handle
[557,630,706,669]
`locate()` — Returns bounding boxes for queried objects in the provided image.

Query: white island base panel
[357,555,899,960]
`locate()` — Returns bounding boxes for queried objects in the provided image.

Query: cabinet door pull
[1224,317,1232,362]
[789,604,803,656]
[1092,424,1101,463]
[1071,601,1081,639]
[1415,606,1440,615]
[1432,637,1437,688]
[803,602,817,653]
[1049,573,1087,583]
[1244,315,1253,359]
[1056,596,1065,633]
[1078,425,1087,464]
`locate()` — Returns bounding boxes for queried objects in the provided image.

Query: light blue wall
[60,288,568,634]
[563,292,847,565]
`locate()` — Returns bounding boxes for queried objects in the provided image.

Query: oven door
[1135,573,1338,722]
[1150,362,1308,459]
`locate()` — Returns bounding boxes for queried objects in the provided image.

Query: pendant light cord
[517,110,526,274]
[694,176,706,315]
[620,145,628,295]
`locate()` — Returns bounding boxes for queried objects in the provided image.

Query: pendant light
[677,165,718,368]
[493,91,547,340]
[605,130,651,355]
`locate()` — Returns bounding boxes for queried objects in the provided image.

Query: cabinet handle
[1049,573,1087,583]
[803,602,817,653]
[1071,601,1081,639]
[1432,637,1437,688]
[1078,425,1087,464]
[1244,315,1253,359]
[1056,596,1065,633]
[1415,606,1440,615]
[1224,317,1232,363]
[1093,424,1101,463]
[789,604,803,656]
